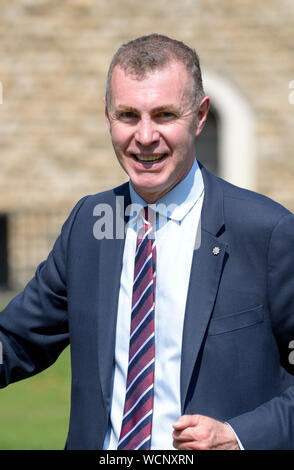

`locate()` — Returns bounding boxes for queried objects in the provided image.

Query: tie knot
[143,206,149,220]
[138,206,155,240]
[143,206,155,225]
[142,206,156,234]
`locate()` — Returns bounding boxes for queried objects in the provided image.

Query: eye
[154,111,177,121]
[117,111,138,121]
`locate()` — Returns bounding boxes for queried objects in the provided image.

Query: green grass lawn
[0,345,71,449]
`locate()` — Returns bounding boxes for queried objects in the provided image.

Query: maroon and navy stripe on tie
[118,206,156,450]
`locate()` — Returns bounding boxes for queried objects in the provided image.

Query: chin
[133,176,160,189]
[133,183,171,203]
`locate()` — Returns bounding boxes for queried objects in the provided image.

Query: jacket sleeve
[228,213,294,449]
[0,196,88,387]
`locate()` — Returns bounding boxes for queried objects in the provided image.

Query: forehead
[110,61,191,109]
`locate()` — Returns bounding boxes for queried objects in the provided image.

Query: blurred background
[0,0,293,449]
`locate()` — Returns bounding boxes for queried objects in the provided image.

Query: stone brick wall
[0,0,294,289]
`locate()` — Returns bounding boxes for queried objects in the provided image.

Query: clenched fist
[172,414,240,450]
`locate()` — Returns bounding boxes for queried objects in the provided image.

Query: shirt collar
[129,158,204,222]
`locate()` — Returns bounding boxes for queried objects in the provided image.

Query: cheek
[110,126,132,150]
[166,126,194,149]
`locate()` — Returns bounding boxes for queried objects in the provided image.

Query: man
[1,34,294,450]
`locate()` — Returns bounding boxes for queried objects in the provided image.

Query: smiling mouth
[131,153,168,163]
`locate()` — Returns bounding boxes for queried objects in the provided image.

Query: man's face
[105,61,209,203]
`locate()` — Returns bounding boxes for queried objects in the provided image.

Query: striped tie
[118,206,156,450]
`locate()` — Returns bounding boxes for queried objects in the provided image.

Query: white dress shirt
[103,159,204,450]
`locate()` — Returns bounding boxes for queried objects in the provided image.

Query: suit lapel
[180,165,228,411]
[96,185,131,411]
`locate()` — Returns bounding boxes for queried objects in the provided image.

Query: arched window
[195,105,219,176]
[197,71,256,190]
[0,215,8,289]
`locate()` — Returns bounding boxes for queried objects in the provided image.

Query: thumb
[173,414,196,430]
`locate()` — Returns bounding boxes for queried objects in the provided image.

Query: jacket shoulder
[83,181,130,205]
[68,181,130,215]
[215,173,292,222]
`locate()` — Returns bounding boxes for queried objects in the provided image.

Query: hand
[172,414,240,450]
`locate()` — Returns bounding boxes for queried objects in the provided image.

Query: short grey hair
[105,33,205,109]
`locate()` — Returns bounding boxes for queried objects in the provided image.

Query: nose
[135,117,159,146]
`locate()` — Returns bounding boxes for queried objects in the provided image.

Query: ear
[104,96,111,129]
[195,96,210,137]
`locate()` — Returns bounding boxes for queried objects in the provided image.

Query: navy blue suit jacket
[1,164,294,449]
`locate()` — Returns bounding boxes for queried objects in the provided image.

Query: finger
[172,426,196,442]
[173,414,199,431]
[173,439,199,450]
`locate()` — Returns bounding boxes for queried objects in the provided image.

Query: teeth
[134,154,165,162]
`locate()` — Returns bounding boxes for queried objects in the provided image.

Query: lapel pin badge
[212,246,220,256]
